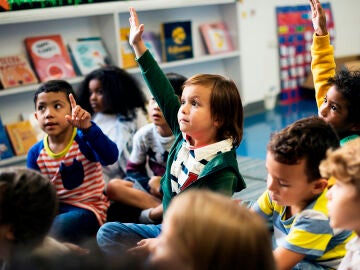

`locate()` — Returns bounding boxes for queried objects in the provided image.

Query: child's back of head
[268,116,339,182]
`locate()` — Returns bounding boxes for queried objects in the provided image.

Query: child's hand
[128,7,147,57]
[127,238,159,259]
[309,0,328,36]
[148,176,162,198]
[65,94,92,130]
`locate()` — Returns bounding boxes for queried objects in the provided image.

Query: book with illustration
[199,22,234,54]
[119,27,137,69]
[142,31,162,63]
[0,54,38,89]
[0,116,14,160]
[161,21,193,62]
[5,120,38,156]
[24,34,76,82]
[68,37,111,75]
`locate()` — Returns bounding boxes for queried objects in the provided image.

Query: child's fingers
[69,93,77,110]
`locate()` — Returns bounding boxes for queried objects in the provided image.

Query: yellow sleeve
[311,34,336,109]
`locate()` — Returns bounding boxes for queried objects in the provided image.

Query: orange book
[5,120,38,156]
[24,34,76,82]
[0,54,38,89]
[119,28,137,69]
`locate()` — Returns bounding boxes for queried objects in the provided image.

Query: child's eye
[323,96,327,103]
[191,100,198,106]
[180,100,185,105]
[37,105,44,111]
[278,181,290,187]
[330,105,337,111]
[55,104,62,109]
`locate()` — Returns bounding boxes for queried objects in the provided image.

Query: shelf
[0,155,27,167]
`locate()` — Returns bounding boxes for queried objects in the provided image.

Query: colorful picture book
[0,117,14,160]
[24,34,76,82]
[142,31,162,63]
[5,120,38,156]
[161,21,193,62]
[0,54,38,89]
[199,22,234,55]
[119,27,137,69]
[68,37,111,75]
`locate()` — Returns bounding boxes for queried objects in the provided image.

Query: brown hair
[164,189,276,270]
[267,116,339,182]
[320,137,360,192]
[183,74,243,147]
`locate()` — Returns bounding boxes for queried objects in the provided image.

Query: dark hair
[34,80,75,107]
[77,66,147,117]
[0,167,58,249]
[328,69,360,125]
[184,74,244,147]
[166,72,187,98]
[267,116,339,182]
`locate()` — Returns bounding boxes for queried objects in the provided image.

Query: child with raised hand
[148,189,277,270]
[252,116,354,270]
[310,0,360,145]
[96,7,246,255]
[77,66,148,182]
[106,72,187,224]
[319,137,360,270]
[27,80,119,245]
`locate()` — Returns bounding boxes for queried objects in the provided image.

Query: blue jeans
[97,222,162,256]
[50,203,99,244]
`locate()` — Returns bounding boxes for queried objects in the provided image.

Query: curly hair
[267,116,339,182]
[77,66,147,117]
[0,168,58,249]
[320,137,360,192]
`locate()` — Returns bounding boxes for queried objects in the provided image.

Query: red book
[24,34,76,82]
[0,53,38,89]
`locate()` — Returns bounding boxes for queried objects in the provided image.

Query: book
[5,120,38,156]
[161,21,193,62]
[0,116,14,160]
[24,34,76,82]
[142,31,162,63]
[199,22,234,55]
[68,37,111,75]
[0,53,38,89]
[119,27,137,69]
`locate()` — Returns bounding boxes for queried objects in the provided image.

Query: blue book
[0,117,14,160]
[161,21,193,62]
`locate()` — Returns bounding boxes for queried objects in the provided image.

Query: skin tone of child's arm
[65,93,92,130]
[273,247,306,270]
[309,0,327,36]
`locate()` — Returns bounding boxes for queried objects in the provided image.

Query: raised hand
[65,93,92,130]
[128,7,147,57]
[309,0,327,36]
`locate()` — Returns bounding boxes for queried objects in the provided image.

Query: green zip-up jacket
[137,50,246,213]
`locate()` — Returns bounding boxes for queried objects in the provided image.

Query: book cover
[119,27,137,69]
[199,22,234,55]
[161,21,193,62]
[0,117,14,160]
[142,31,162,63]
[24,34,76,82]
[5,120,38,156]
[0,54,38,89]
[68,37,111,75]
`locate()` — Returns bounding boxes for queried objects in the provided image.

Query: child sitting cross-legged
[251,116,355,270]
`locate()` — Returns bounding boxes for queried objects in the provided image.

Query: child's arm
[273,247,305,270]
[309,0,336,109]
[129,7,148,58]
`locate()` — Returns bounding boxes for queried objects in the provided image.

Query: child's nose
[319,104,329,117]
[267,175,277,191]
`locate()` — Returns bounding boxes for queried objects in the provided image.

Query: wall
[238,0,360,105]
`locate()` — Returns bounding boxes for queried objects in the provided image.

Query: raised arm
[309,0,327,36]
[129,7,148,58]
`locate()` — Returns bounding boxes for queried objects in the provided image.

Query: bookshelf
[0,0,242,167]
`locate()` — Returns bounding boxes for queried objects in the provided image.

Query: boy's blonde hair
[320,137,360,192]
[184,74,243,147]
[164,189,276,270]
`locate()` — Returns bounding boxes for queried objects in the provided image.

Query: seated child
[96,7,246,255]
[310,0,360,145]
[146,189,277,270]
[106,72,187,224]
[252,116,354,270]
[77,66,148,181]
[27,80,119,244]
[320,137,360,269]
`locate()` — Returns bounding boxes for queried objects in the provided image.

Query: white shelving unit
[0,0,242,167]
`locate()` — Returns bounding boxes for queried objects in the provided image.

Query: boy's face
[178,85,219,146]
[34,91,72,136]
[327,180,360,233]
[149,98,169,128]
[266,151,324,211]
[319,86,353,135]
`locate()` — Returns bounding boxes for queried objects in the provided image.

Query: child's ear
[312,179,328,195]
[34,112,38,120]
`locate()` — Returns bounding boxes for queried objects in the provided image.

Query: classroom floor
[233,98,318,201]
